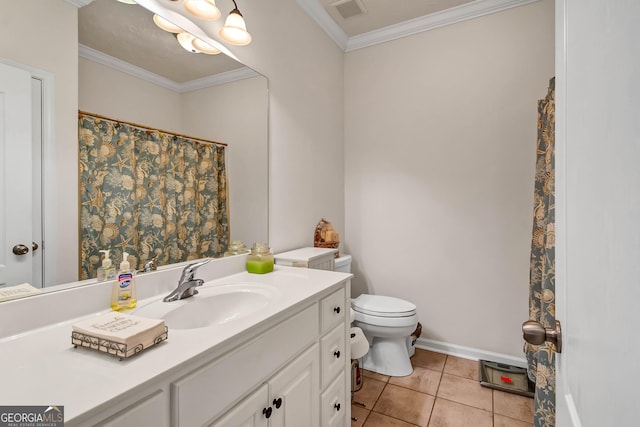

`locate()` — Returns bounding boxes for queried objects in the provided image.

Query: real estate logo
[0,405,64,427]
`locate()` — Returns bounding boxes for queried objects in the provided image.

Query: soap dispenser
[97,250,116,281]
[111,252,137,311]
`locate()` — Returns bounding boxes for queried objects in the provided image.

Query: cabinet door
[210,384,269,427]
[269,344,319,427]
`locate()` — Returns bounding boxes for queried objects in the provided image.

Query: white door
[0,62,33,288]
[555,1,640,426]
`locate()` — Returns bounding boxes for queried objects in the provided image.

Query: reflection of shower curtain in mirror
[78,112,229,280]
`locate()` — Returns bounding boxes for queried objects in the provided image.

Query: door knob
[32,242,39,252]
[12,244,29,255]
[522,319,562,353]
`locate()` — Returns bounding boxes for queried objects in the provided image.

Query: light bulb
[219,10,252,46]
[153,14,182,33]
[177,32,201,54]
[184,0,221,21]
[192,38,221,55]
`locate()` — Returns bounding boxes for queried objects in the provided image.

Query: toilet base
[361,336,413,377]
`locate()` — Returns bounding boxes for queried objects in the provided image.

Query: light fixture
[153,14,182,33]
[116,0,137,4]
[152,0,252,55]
[183,0,221,21]
[219,0,251,46]
[192,38,221,55]
[176,32,202,54]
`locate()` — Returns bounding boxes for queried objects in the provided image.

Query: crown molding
[64,0,95,8]
[79,44,182,92]
[180,67,260,92]
[299,0,541,52]
[79,44,256,93]
[296,0,349,51]
[346,0,541,51]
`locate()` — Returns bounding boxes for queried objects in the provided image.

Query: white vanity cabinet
[2,263,352,427]
[212,344,319,427]
[210,286,350,427]
[318,287,348,427]
[91,389,170,427]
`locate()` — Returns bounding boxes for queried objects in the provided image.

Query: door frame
[0,57,56,288]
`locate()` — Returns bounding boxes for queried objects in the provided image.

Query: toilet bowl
[351,294,418,377]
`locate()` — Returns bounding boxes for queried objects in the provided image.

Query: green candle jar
[246,242,274,274]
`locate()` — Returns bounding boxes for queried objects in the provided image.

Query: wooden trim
[78,110,228,147]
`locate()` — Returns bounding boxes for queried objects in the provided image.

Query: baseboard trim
[415,338,527,368]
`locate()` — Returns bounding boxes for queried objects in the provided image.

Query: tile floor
[351,349,534,427]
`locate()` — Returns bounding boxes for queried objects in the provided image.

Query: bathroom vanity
[0,256,352,426]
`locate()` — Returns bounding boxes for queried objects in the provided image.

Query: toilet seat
[352,294,416,318]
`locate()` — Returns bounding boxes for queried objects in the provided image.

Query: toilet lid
[352,294,416,318]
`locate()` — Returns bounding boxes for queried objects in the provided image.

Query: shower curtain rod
[78,110,228,147]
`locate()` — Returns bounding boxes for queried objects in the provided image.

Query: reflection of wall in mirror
[0,1,79,287]
[79,57,268,260]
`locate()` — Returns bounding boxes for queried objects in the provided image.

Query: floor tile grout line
[355,351,533,427]
[433,395,494,412]
[424,354,446,427]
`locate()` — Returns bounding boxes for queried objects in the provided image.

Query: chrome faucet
[163,259,211,302]
[142,256,157,273]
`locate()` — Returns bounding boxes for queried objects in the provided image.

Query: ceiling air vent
[332,0,367,20]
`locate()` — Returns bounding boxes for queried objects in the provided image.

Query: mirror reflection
[0,0,267,293]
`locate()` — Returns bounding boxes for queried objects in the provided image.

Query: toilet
[335,255,418,377]
[351,294,418,377]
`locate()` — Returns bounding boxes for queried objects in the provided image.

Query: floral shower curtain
[79,112,229,280]
[525,78,556,427]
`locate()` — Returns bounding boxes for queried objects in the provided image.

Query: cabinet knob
[334,403,341,411]
[263,407,272,419]
[273,397,283,409]
[333,306,341,314]
[334,350,341,359]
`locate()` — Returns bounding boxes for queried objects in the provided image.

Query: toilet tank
[334,255,352,273]
[274,247,337,270]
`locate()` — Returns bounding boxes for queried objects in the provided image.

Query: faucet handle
[179,258,212,283]
[142,256,158,272]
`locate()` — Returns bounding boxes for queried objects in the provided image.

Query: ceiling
[78,0,532,84]
[318,0,475,37]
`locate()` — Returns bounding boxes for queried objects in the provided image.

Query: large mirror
[0,0,268,294]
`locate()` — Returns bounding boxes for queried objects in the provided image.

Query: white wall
[78,58,183,131]
[0,0,78,285]
[344,0,554,357]
[227,0,346,254]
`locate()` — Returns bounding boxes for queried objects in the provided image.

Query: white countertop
[0,266,351,423]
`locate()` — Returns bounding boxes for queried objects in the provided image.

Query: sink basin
[134,283,278,330]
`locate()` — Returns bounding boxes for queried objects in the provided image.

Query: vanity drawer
[321,371,346,427]
[321,323,347,389]
[320,288,345,333]
[172,303,319,427]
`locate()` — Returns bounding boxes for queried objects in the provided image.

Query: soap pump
[111,252,137,311]
[97,249,116,281]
